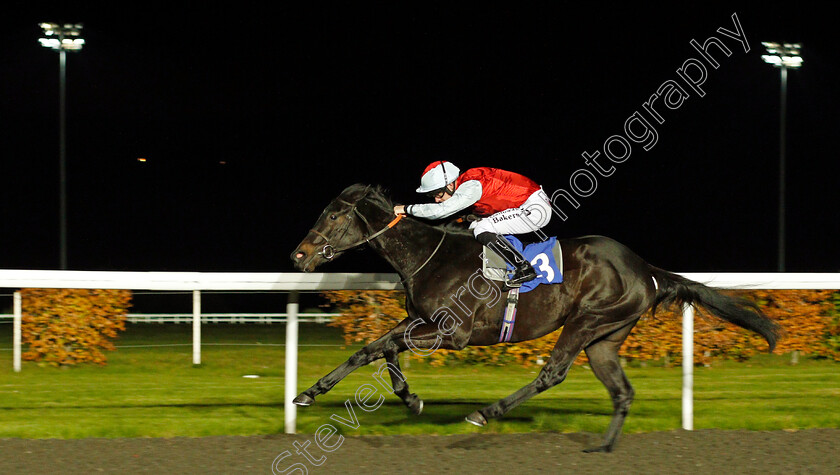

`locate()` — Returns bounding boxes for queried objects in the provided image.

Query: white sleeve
[406,180,482,220]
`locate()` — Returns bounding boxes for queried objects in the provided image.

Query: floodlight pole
[59,47,68,270]
[777,65,788,273]
[40,22,83,269]
[761,42,801,273]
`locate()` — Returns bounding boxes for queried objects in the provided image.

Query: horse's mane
[344,183,474,237]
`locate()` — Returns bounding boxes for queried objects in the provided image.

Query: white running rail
[2,269,839,433]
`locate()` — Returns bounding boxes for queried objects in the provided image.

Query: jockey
[393,160,552,287]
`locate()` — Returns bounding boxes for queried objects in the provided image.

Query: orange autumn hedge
[323,289,839,367]
[20,289,132,366]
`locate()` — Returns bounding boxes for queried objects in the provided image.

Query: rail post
[13,291,22,372]
[682,303,694,430]
[285,290,299,434]
[193,290,201,365]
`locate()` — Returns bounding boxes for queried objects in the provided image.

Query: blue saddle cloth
[503,235,563,293]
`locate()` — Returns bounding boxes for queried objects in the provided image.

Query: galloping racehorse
[290,184,780,452]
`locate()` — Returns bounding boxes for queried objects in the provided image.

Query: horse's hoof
[465,411,487,427]
[406,394,424,415]
[293,394,315,406]
[583,445,612,453]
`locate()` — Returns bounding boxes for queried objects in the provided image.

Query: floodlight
[761,41,803,69]
[38,22,84,52]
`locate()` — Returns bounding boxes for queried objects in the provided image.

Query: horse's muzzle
[290,248,315,272]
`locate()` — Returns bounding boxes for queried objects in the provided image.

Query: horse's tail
[648,266,780,352]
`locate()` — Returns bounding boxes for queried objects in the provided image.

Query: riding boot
[476,232,537,287]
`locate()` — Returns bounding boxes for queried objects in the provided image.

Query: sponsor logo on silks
[491,212,522,224]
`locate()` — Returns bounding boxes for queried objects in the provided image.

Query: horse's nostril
[292,250,306,262]
[296,252,305,260]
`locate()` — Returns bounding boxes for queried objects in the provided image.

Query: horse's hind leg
[582,322,637,453]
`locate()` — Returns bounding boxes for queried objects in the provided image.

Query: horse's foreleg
[293,328,400,406]
[294,318,447,408]
[377,317,472,413]
[465,327,590,426]
[382,340,424,415]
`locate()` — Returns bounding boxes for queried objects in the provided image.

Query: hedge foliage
[20,289,132,366]
[323,289,839,367]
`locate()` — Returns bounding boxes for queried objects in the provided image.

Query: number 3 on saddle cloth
[481,235,563,342]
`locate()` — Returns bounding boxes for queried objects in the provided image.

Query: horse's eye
[330,214,337,220]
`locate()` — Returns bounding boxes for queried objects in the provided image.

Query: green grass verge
[0,323,838,438]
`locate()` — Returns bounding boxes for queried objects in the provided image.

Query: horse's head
[291,184,377,272]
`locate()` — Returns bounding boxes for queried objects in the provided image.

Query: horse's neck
[362,209,446,279]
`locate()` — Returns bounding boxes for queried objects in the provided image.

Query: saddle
[481,236,564,342]
[481,236,563,292]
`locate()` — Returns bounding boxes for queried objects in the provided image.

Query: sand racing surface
[1,429,839,474]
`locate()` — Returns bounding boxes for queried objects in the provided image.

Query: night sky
[2,3,838,274]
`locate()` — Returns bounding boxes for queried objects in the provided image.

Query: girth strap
[498,288,520,343]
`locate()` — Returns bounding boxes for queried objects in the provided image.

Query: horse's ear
[338,183,368,203]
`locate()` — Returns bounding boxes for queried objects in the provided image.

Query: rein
[404,230,446,281]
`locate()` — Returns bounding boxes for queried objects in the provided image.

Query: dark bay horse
[290,184,780,452]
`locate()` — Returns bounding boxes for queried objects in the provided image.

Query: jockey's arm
[403,180,482,220]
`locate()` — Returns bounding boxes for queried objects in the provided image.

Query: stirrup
[505,267,537,287]
[502,280,522,289]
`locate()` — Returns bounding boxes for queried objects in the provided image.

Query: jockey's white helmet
[416,161,460,193]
